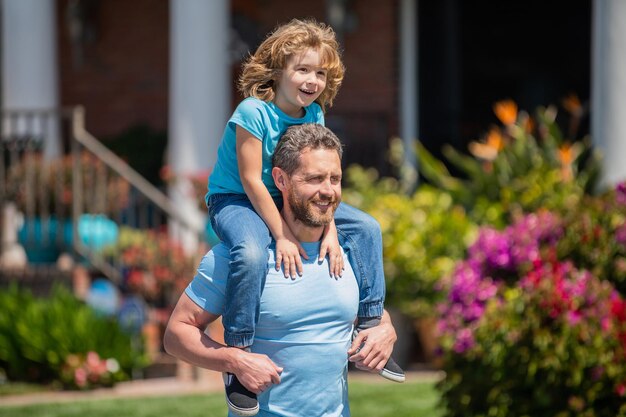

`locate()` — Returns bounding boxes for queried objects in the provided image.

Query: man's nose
[319,179,333,196]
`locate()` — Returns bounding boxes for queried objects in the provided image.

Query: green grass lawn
[0,380,442,417]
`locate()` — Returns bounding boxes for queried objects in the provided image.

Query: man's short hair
[272,124,343,175]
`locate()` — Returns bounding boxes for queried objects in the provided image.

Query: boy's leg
[334,202,385,318]
[334,202,405,383]
[208,193,273,416]
[209,194,273,347]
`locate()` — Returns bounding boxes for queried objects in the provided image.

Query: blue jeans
[208,193,385,347]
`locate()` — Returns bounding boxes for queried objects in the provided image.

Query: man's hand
[231,349,283,394]
[347,320,397,373]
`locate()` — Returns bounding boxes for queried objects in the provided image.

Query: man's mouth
[312,200,334,209]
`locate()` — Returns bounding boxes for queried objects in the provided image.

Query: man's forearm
[163,321,238,373]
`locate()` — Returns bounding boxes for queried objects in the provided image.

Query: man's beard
[287,190,340,227]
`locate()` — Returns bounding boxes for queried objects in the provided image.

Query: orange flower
[562,94,582,116]
[469,128,504,161]
[558,142,575,166]
[493,99,518,125]
[558,142,581,182]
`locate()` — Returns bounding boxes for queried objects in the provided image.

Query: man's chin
[311,206,336,221]
[299,212,334,228]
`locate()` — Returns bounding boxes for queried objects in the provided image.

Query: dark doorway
[418,0,592,156]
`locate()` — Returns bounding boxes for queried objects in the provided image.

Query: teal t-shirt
[207,97,325,200]
[185,242,358,417]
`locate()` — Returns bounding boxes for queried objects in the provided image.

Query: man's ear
[272,167,288,191]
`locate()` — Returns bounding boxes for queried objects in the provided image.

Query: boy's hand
[275,237,304,279]
[320,222,344,278]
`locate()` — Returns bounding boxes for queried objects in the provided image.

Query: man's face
[284,147,342,227]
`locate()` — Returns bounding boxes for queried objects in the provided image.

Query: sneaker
[379,357,406,383]
[223,372,259,416]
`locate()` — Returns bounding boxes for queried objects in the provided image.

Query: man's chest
[257,262,359,338]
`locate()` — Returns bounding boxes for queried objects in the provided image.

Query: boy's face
[274,48,327,118]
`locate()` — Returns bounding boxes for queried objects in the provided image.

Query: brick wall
[57,0,169,138]
[56,0,399,171]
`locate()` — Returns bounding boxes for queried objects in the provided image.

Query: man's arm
[347,310,398,372]
[163,293,282,393]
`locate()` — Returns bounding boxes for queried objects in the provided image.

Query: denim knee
[230,241,269,274]
[360,212,383,240]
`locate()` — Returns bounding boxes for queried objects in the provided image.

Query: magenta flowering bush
[437,182,626,416]
[436,261,498,354]
[437,210,563,355]
[439,259,626,417]
[556,181,626,293]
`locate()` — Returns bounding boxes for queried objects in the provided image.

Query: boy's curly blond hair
[238,19,345,113]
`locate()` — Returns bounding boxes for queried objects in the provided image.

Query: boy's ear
[272,167,288,190]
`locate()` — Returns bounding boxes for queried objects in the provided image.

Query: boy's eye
[317,70,327,77]
[297,67,309,73]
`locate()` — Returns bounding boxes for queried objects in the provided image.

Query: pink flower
[74,368,88,388]
[567,310,582,326]
[453,328,475,354]
[616,181,626,206]
[86,351,101,369]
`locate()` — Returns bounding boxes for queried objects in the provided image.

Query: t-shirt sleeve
[229,98,267,141]
[184,246,229,316]
[314,104,325,126]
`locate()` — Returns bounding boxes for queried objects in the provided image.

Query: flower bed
[437,187,626,416]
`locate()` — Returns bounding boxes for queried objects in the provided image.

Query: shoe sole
[379,368,406,383]
[223,373,260,416]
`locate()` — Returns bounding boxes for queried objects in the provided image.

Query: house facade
[5,0,625,184]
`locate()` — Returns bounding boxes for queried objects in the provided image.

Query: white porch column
[399,0,418,190]
[1,0,60,157]
[592,0,626,187]
[169,0,230,250]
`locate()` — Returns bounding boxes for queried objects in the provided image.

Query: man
[164,123,399,417]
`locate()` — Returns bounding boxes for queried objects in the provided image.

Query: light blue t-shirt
[207,97,325,200]
[185,241,358,417]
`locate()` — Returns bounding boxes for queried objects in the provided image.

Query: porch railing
[1,107,207,285]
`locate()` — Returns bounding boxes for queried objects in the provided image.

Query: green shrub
[555,187,626,294]
[344,165,476,318]
[417,99,601,225]
[0,285,146,388]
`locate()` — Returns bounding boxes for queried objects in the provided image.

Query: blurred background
[3,1,626,415]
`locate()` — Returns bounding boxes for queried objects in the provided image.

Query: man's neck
[281,208,325,243]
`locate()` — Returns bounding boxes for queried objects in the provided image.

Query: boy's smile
[273,48,327,118]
